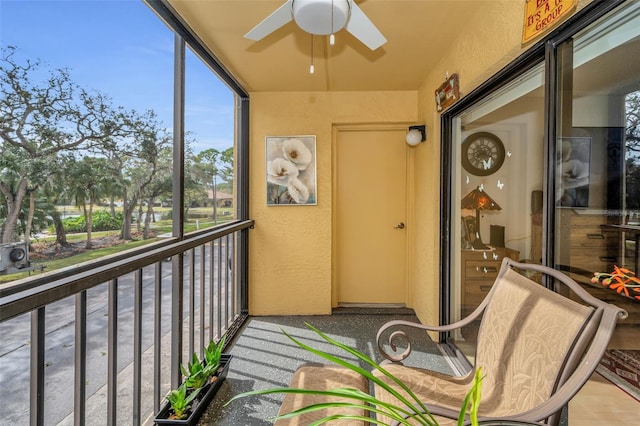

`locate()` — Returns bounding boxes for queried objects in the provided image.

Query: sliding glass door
[443,0,640,359]
[448,65,546,356]
[554,1,640,325]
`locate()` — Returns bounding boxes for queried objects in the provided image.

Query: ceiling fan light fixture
[292,0,350,35]
[245,0,386,51]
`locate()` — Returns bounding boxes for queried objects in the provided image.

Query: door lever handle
[394,222,405,229]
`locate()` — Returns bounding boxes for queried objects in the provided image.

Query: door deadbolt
[394,222,405,229]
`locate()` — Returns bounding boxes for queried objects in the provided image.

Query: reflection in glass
[554,1,639,337]
[450,64,545,358]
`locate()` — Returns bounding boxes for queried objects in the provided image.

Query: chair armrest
[376,304,487,362]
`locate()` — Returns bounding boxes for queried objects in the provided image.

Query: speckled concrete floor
[198,310,452,425]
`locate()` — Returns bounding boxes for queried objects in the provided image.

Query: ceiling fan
[244,0,387,50]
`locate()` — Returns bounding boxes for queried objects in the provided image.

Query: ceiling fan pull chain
[330,0,335,46]
[309,34,315,74]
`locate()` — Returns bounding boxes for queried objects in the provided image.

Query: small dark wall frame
[461,132,506,176]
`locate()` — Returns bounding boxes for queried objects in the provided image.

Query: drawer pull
[482,266,498,274]
[599,256,617,262]
[586,233,604,239]
[480,285,492,292]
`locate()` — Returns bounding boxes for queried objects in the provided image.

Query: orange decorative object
[592,266,640,301]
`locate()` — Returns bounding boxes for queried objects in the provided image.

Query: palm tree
[67,156,112,248]
[196,148,221,223]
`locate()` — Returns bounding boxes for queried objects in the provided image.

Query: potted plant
[165,384,201,421]
[203,334,226,377]
[226,323,484,426]
[155,336,231,425]
[180,353,210,390]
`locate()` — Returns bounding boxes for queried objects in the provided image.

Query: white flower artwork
[266,136,317,205]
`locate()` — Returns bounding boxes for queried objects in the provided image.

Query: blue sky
[0,0,235,153]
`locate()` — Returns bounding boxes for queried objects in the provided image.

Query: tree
[626,91,640,156]
[0,143,48,244]
[626,158,640,209]
[142,174,172,239]
[66,156,112,248]
[98,139,130,222]
[0,46,130,243]
[196,148,221,223]
[218,147,235,195]
[39,163,73,248]
[183,169,205,219]
[113,111,172,240]
[625,91,640,210]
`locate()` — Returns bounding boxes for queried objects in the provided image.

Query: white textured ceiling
[165,0,489,92]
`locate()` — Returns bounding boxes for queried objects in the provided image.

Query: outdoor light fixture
[406,125,426,146]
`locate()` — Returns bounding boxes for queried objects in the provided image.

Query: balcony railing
[0,219,253,426]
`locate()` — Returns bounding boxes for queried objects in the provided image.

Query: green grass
[1,217,236,284]
[146,218,234,234]
[0,238,159,283]
[44,238,158,269]
[55,205,233,217]
[32,230,120,244]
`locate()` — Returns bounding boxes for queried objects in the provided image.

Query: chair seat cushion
[276,363,369,425]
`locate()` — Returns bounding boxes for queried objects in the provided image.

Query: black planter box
[154,354,232,425]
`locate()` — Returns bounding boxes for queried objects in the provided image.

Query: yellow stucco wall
[248,0,596,320]
[249,91,418,315]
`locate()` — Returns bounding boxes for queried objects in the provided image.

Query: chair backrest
[474,258,627,423]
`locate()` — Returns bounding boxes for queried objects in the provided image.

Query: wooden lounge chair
[374,258,628,425]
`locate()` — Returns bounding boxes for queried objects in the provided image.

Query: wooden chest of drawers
[559,210,618,285]
[461,247,519,314]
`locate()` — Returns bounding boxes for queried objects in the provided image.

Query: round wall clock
[461,132,505,176]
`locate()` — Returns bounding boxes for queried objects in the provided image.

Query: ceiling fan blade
[244,0,294,41]
[345,2,387,50]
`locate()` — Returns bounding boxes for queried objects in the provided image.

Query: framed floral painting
[266,135,317,205]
